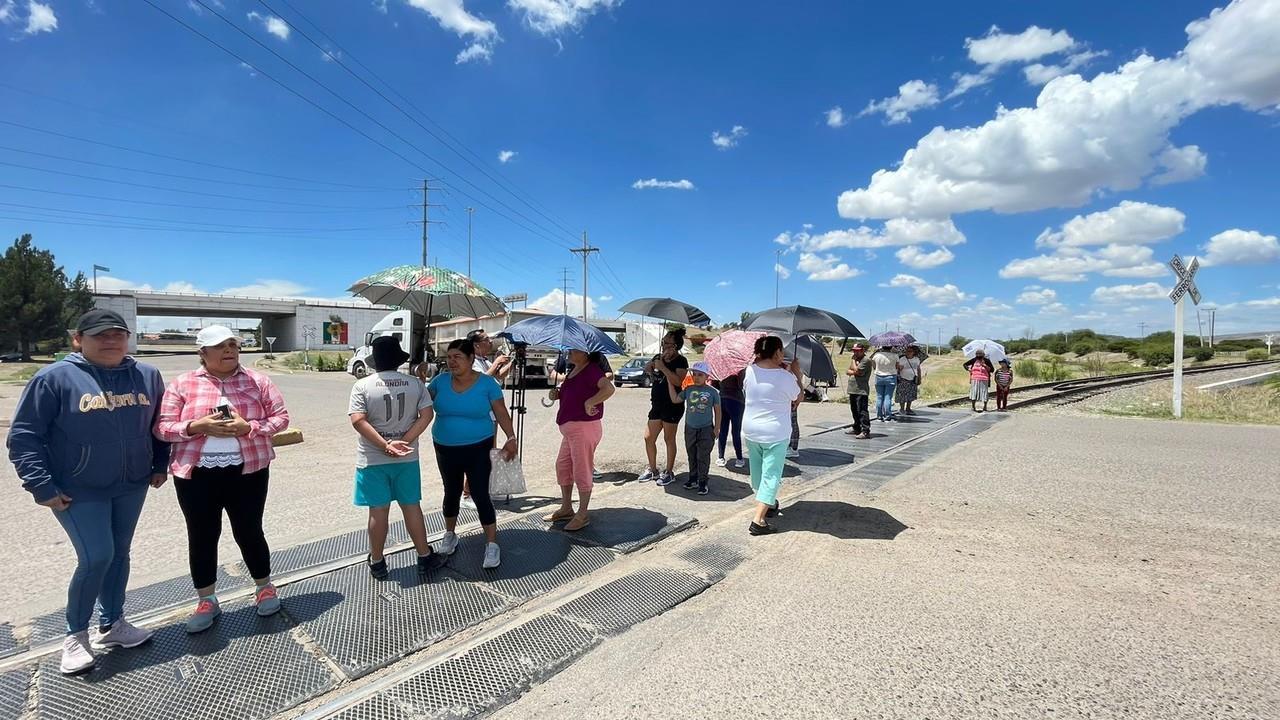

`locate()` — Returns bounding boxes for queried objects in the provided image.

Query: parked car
[0,352,22,363]
[614,357,651,387]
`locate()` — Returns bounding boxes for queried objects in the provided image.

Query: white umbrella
[962,339,1007,363]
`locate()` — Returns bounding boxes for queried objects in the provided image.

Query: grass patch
[1102,383,1280,425]
[262,351,351,372]
[0,363,42,384]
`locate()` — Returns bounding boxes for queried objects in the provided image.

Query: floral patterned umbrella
[347,264,505,318]
[704,329,766,381]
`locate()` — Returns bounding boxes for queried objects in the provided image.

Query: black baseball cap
[76,309,132,336]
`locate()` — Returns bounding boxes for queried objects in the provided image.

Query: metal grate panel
[29,568,243,645]
[327,693,408,720]
[446,520,615,601]
[289,554,508,679]
[466,613,598,684]
[676,541,748,579]
[35,599,335,720]
[0,623,21,660]
[0,667,30,719]
[556,568,709,636]
[546,507,696,554]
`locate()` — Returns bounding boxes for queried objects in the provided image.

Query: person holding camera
[154,326,290,634]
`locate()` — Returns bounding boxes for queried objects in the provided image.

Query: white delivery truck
[346,309,555,387]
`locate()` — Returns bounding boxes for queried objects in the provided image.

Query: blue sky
[2,0,1279,337]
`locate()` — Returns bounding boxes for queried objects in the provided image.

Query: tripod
[506,343,528,459]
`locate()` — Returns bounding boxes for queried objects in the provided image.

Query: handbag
[488,448,527,495]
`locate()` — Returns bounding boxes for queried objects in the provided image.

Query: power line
[0,212,405,237]
[570,231,600,320]
[0,160,399,209]
[172,0,578,253]
[0,201,404,232]
[262,0,583,243]
[0,119,395,190]
[0,145,391,193]
[0,182,400,214]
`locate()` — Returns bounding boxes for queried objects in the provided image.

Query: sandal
[543,509,575,523]
[562,516,591,532]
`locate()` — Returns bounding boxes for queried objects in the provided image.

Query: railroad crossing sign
[1167,253,1203,419]
[1168,254,1202,305]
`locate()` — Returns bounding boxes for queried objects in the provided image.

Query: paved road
[492,413,1280,719]
[0,355,853,623]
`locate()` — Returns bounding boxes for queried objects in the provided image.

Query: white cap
[196,325,237,349]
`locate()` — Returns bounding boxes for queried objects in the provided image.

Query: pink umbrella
[704,329,765,380]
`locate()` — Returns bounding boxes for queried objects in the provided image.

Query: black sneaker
[749,521,776,536]
[766,502,780,518]
[697,484,709,496]
[417,551,447,575]
[367,555,388,580]
[682,477,698,490]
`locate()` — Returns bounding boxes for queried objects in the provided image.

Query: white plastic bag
[488,448,527,495]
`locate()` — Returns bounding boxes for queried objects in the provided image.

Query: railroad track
[929,360,1278,411]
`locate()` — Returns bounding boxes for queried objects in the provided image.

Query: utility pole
[1138,321,1147,339]
[412,179,445,267]
[466,207,475,278]
[569,231,600,321]
[559,268,574,315]
[1195,309,1205,347]
[1209,309,1216,347]
[774,249,783,307]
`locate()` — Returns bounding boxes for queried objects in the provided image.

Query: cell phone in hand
[217,404,232,420]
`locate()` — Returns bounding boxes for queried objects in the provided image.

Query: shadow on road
[778,500,908,541]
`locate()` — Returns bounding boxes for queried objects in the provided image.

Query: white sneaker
[60,632,95,675]
[786,449,800,459]
[715,458,727,467]
[637,469,657,482]
[482,542,501,569]
[460,496,477,510]
[90,619,153,649]
[437,531,459,556]
[733,458,746,468]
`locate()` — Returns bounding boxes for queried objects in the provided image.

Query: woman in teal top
[427,339,519,570]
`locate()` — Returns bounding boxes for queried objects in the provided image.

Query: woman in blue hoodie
[6,309,170,675]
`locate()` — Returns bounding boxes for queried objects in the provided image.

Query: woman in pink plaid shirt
[154,326,290,634]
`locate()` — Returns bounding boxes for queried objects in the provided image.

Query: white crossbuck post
[1167,254,1202,418]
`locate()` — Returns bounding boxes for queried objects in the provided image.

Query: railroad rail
[929,360,1278,411]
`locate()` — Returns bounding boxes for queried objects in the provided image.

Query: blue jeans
[52,488,148,634]
[874,375,898,420]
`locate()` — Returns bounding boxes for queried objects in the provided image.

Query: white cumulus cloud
[965,25,1077,67]
[711,125,747,150]
[1016,287,1057,305]
[498,149,517,163]
[797,253,862,282]
[1023,50,1109,85]
[404,0,499,64]
[1035,201,1186,249]
[1092,282,1171,303]
[895,246,955,269]
[777,217,966,253]
[715,280,732,288]
[825,106,848,128]
[1000,244,1168,283]
[0,0,17,23]
[838,0,1280,221]
[773,263,791,280]
[24,0,57,34]
[632,178,695,191]
[246,11,290,40]
[885,274,972,307]
[507,0,618,35]
[1201,228,1280,266]
[860,79,940,124]
[529,288,596,316]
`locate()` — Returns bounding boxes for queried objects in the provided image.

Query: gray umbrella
[618,297,712,328]
[744,305,862,338]
[783,334,837,384]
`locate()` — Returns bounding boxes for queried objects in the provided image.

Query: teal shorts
[354,462,422,507]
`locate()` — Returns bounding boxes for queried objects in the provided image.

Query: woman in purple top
[544,349,615,531]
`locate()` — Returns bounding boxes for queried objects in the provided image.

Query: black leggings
[718,396,744,459]
[435,438,497,526]
[175,465,271,589]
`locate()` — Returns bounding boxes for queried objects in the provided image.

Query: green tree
[740,311,752,326]
[0,235,69,359]
[948,334,968,350]
[63,271,94,337]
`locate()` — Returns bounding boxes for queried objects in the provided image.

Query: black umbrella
[618,297,712,328]
[784,334,837,384]
[744,305,862,339]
